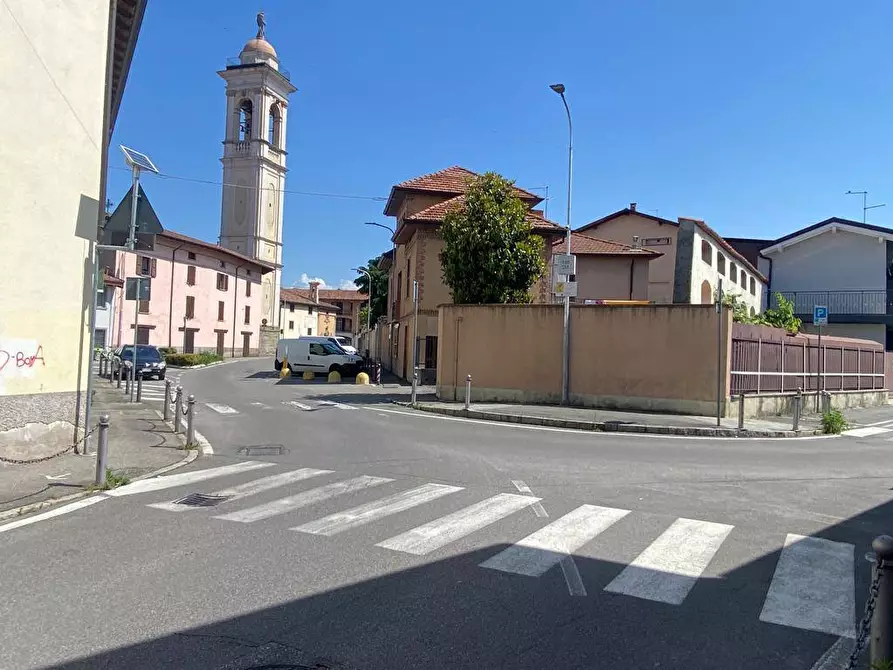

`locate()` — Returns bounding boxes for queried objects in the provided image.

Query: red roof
[159,230,275,273]
[557,232,662,257]
[293,288,368,302]
[404,195,563,232]
[384,166,543,216]
[279,288,339,312]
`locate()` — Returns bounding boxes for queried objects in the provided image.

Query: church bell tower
[218,12,296,327]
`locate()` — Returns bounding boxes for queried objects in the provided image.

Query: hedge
[158,347,177,356]
[163,352,223,367]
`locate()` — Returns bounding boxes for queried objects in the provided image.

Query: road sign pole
[131,288,138,403]
[716,278,724,427]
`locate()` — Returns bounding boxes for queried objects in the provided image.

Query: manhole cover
[172,493,231,507]
[238,445,285,456]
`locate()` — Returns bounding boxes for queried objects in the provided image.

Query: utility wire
[109,165,387,202]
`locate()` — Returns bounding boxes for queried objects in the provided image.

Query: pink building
[102,230,273,356]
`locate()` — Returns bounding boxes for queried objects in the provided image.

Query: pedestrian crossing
[129,460,858,638]
[91,361,181,404]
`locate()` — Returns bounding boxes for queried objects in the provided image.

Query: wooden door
[216,331,225,357]
[183,330,195,354]
[242,333,251,357]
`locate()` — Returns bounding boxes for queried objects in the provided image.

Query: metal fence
[730,323,885,394]
[772,290,886,315]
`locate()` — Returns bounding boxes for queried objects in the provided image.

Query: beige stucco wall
[574,256,651,301]
[585,215,678,303]
[0,0,109,430]
[280,304,318,337]
[690,227,763,312]
[438,304,732,415]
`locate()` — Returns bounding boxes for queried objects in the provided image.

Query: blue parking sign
[813,305,828,326]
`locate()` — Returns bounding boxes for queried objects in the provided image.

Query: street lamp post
[364,221,397,366]
[550,83,574,405]
[352,266,373,361]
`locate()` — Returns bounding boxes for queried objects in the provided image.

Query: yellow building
[0,1,146,452]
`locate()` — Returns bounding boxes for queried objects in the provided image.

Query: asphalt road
[3,358,893,670]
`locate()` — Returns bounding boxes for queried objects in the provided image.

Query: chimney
[632,235,640,249]
[309,281,320,303]
[629,202,637,212]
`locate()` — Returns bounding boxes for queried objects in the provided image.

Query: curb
[406,403,824,438]
[0,448,199,523]
[166,359,243,370]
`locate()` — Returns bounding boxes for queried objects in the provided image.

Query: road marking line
[294,483,463,536]
[250,401,271,409]
[283,401,313,411]
[206,403,239,414]
[214,475,393,523]
[809,636,854,670]
[105,461,274,497]
[511,480,548,518]
[317,400,355,410]
[376,493,538,556]
[759,534,855,638]
[559,555,587,596]
[481,504,630,582]
[148,468,333,512]
[842,426,893,437]
[604,517,734,605]
[0,496,107,534]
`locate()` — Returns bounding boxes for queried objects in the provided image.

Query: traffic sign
[554,254,576,276]
[125,276,151,301]
[553,281,577,298]
[813,305,828,326]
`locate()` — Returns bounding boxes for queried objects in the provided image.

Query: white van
[274,337,363,376]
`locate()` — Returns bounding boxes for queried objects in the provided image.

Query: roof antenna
[846,190,885,223]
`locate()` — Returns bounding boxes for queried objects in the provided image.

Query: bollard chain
[0,425,97,464]
[845,557,885,669]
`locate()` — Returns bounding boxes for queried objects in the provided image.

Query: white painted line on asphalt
[0,495,107,534]
[364,407,838,442]
[250,401,271,409]
[809,636,854,670]
[148,467,333,512]
[604,517,734,605]
[759,534,855,638]
[317,400,356,410]
[377,493,539,556]
[105,461,274,497]
[511,480,549,518]
[206,403,239,414]
[294,483,464,536]
[842,426,893,438]
[283,401,313,411]
[559,556,587,597]
[481,504,630,582]
[851,417,893,428]
[194,428,214,455]
[214,475,393,523]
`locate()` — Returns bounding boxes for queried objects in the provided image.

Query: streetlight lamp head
[550,83,566,95]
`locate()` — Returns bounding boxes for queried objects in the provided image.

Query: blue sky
[110,0,893,289]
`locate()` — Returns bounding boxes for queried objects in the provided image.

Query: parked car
[332,336,357,355]
[274,338,363,376]
[295,335,358,356]
[112,345,167,380]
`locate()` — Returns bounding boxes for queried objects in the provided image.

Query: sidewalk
[0,376,195,516]
[411,401,827,437]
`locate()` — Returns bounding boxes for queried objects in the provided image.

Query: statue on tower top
[256,10,266,39]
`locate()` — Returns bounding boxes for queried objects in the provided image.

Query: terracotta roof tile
[555,232,662,257]
[280,288,339,311]
[292,288,368,302]
[404,195,563,231]
[159,230,275,272]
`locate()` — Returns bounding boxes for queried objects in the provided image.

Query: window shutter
[150,258,157,278]
[187,266,196,285]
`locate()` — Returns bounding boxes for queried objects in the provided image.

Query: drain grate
[172,493,231,507]
[238,445,285,456]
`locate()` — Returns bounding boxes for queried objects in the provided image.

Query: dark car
[113,345,167,380]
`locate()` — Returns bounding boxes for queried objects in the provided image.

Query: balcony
[772,290,887,317]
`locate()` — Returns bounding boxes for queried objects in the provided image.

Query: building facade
[101,231,272,356]
[288,288,367,345]
[218,15,296,329]
[0,0,145,448]
[557,232,661,302]
[279,285,339,338]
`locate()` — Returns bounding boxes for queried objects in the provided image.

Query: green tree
[720,290,802,334]
[439,172,546,304]
[353,256,389,327]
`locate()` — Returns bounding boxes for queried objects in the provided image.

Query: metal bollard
[136,371,143,402]
[465,374,472,411]
[792,388,802,432]
[411,370,418,405]
[94,415,110,487]
[173,385,183,434]
[871,535,893,665]
[117,362,123,388]
[163,379,172,421]
[124,367,131,395]
[737,394,745,431]
[375,360,382,385]
[186,394,196,446]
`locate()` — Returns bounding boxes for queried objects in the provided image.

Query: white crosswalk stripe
[842,426,893,438]
[759,534,855,637]
[147,468,333,512]
[293,483,464,536]
[214,475,393,523]
[78,461,860,636]
[480,504,630,577]
[603,518,734,605]
[376,493,538,556]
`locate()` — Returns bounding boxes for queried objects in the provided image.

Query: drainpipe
[628,259,635,299]
[168,243,185,348]
[231,263,246,357]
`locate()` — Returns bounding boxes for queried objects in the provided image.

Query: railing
[225,56,291,81]
[772,290,887,316]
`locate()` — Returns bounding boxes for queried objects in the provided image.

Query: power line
[109,165,388,202]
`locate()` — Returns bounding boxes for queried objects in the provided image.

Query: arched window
[749,276,756,295]
[237,100,253,142]
[701,240,712,265]
[268,103,282,148]
[700,280,712,305]
[717,254,726,276]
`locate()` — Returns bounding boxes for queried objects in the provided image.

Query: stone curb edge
[403,403,825,438]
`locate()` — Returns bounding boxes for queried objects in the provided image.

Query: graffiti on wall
[0,341,46,376]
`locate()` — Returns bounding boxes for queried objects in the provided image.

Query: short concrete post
[124,367,131,396]
[94,415,109,487]
[411,370,418,405]
[163,379,172,421]
[186,394,196,446]
[737,394,745,431]
[792,388,802,432]
[173,385,183,434]
[871,535,893,665]
[464,375,472,411]
[822,390,832,414]
[136,371,143,402]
